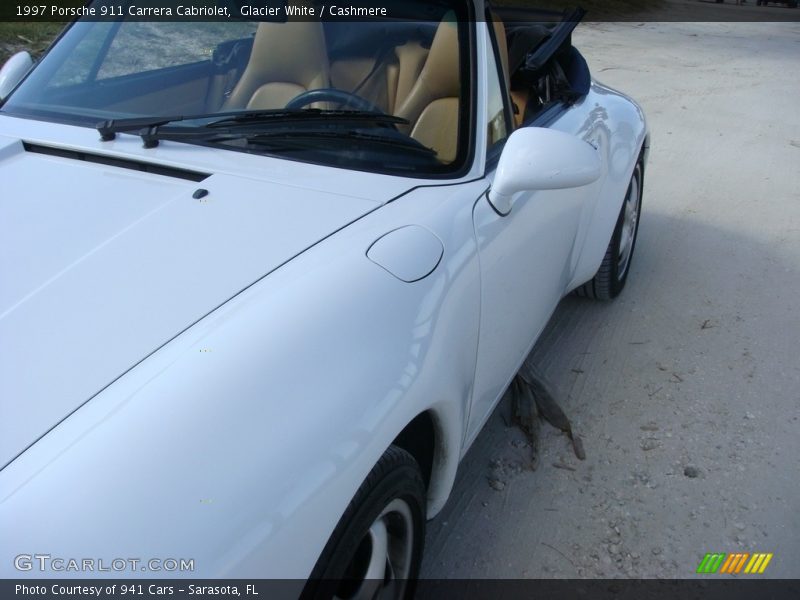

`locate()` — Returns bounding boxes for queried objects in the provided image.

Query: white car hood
[0,131,400,470]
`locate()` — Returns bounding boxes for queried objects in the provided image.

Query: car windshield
[1,1,473,176]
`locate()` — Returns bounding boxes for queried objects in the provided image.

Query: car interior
[204,12,587,162]
[18,10,590,167]
[206,17,465,163]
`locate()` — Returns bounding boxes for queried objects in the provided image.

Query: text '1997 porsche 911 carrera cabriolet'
[0,0,648,596]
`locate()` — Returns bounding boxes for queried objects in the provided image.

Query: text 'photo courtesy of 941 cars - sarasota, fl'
[0,0,648,596]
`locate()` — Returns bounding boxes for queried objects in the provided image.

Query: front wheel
[303,446,426,600]
[577,161,643,300]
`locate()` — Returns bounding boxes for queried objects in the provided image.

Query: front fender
[0,181,485,579]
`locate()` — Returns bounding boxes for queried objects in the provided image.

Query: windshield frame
[0,5,479,180]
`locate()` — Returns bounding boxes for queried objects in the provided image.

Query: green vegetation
[0,22,65,64]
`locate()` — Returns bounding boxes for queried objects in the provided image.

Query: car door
[465,22,594,445]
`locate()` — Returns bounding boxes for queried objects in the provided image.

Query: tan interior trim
[510,89,529,128]
[223,21,330,110]
[393,42,429,113]
[411,97,460,164]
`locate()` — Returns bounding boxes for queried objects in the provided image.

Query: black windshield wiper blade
[95,119,248,148]
[96,114,196,141]
[133,126,437,157]
[94,110,262,142]
[97,109,409,147]
[242,129,437,156]
[206,109,408,128]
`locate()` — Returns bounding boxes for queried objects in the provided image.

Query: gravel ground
[421,20,800,579]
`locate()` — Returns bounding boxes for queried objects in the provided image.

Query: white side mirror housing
[488,127,602,215]
[0,51,34,101]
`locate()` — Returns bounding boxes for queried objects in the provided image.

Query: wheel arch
[390,406,462,519]
[392,411,436,491]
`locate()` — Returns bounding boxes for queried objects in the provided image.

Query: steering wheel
[285,88,385,113]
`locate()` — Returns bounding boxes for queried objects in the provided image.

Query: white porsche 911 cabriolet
[0,0,648,596]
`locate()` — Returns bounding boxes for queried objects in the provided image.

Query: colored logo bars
[696,553,773,574]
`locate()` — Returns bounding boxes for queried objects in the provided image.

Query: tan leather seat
[392,42,429,113]
[394,16,461,163]
[329,40,429,116]
[224,21,330,110]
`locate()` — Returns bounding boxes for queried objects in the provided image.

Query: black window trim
[484,9,515,170]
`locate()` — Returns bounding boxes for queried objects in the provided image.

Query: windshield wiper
[133,126,437,157]
[206,109,408,128]
[96,109,408,147]
[242,129,437,156]
[96,114,197,141]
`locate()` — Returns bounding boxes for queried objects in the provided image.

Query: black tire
[302,446,426,600]
[576,161,644,300]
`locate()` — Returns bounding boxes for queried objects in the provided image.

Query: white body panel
[0,19,647,580]
[467,80,647,446]
[0,132,387,470]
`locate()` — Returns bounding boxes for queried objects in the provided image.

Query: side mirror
[0,51,34,101]
[488,127,602,215]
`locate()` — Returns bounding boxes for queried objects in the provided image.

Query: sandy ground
[421,21,800,579]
